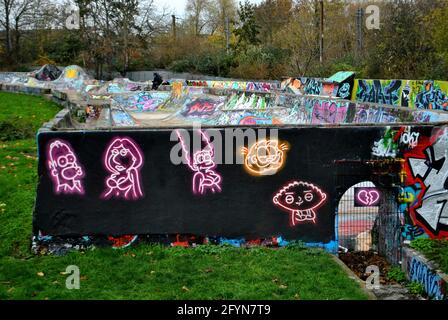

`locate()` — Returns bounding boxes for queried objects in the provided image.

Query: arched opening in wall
[337,181,379,252]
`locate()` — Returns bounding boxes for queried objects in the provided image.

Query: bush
[386,266,407,284]
[407,282,425,296]
[0,119,37,141]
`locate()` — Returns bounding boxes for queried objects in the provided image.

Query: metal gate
[337,180,403,265]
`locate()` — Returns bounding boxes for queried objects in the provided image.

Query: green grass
[0,92,60,141]
[410,238,448,274]
[0,91,368,300]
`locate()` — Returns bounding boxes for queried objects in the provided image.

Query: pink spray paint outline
[176,130,222,195]
[47,139,85,195]
[102,137,144,200]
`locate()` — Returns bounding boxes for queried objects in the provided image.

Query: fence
[337,180,402,265]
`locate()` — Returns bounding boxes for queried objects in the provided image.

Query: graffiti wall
[402,247,447,300]
[352,79,448,111]
[33,125,448,251]
[281,71,355,99]
[186,80,279,92]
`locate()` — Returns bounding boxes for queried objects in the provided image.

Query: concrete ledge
[402,246,448,300]
[1,83,50,95]
[330,255,377,300]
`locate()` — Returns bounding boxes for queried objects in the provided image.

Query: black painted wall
[33,126,436,243]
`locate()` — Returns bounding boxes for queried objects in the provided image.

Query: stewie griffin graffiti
[176,130,222,195]
[47,139,85,195]
[273,181,327,226]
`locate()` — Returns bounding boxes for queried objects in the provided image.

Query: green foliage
[44,32,83,65]
[410,238,435,253]
[170,51,236,76]
[407,282,425,296]
[410,238,448,274]
[386,267,407,284]
[233,0,261,51]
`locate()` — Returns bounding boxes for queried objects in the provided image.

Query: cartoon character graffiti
[273,181,327,226]
[176,130,222,195]
[241,140,289,176]
[47,139,85,195]
[102,137,144,200]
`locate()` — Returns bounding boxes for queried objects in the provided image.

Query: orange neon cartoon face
[241,140,289,176]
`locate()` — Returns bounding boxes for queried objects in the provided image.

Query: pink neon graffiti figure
[102,137,144,200]
[273,181,327,226]
[47,139,84,195]
[176,130,222,195]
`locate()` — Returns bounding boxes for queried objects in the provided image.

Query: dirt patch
[339,251,394,284]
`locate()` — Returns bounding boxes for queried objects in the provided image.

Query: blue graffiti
[357,80,402,105]
[401,224,428,241]
[415,81,448,111]
[338,83,351,99]
[408,257,446,300]
[218,237,245,247]
[303,78,323,95]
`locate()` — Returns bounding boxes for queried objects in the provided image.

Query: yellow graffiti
[241,140,289,176]
[172,82,183,98]
[66,68,78,79]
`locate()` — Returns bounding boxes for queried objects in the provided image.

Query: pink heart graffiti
[357,190,380,206]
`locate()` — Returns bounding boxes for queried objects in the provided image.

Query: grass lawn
[0,91,368,300]
[410,238,448,274]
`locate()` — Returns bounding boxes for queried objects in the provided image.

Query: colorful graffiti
[414,80,448,110]
[273,181,327,226]
[224,93,268,110]
[404,129,448,237]
[47,139,85,195]
[311,99,348,124]
[241,139,289,176]
[356,80,402,106]
[176,130,222,195]
[181,97,225,118]
[109,235,139,249]
[102,137,144,200]
[372,127,400,158]
[129,92,170,112]
[353,79,448,110]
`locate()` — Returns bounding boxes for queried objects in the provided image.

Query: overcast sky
[153,0,263,17]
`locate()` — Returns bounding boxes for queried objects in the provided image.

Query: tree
[233,0,260,51]
[0,0,42,64]
[73,0,167,77]
[364,0,439,79]
[185,0,210,36]
[206,0,237,35]
[254,0,293,45]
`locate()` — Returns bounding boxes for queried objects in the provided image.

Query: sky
[153,0,263,17]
